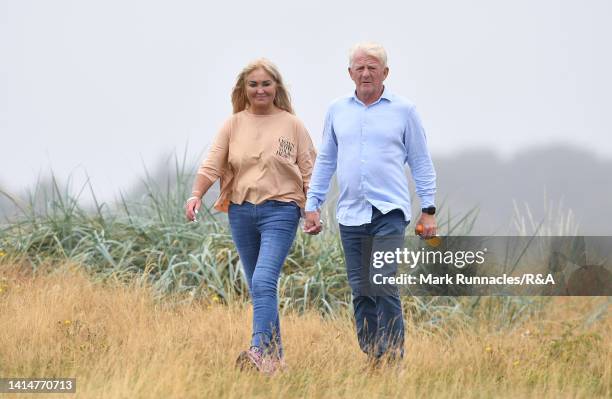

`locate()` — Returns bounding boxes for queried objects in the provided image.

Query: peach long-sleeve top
[197,110,316,212]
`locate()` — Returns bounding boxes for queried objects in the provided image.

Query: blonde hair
[231,58,294,114]
[348,42,388,68]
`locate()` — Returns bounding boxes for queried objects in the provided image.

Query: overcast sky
[1,0,611,200]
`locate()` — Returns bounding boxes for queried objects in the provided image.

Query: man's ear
[383,67,389,79]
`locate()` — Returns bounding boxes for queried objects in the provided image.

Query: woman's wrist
[185,195,201,204]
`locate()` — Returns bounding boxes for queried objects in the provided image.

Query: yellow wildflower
[513,360,520,366]
[64,320,72,325]
[485,346,493,353]
[0,250,6,257]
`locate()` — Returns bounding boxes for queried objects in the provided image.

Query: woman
[184,59,315,374]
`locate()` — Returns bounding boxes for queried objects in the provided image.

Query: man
[304,42,437,362]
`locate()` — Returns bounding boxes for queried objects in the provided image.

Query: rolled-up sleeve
[197,119,231,182]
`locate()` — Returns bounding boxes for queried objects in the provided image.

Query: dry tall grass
[1,263,610,399]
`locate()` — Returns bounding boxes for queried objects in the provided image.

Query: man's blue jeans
[228,200,300,359]
[339,207,407,359]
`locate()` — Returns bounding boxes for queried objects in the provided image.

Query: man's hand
[415,213,437,239]
[304,210,323,235]
[185,197,202,222]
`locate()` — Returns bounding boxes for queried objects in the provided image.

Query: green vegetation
[0,157,598,330]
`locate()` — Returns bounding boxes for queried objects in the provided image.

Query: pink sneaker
[235,347,278,375]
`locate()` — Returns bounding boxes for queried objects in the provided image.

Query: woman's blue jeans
[228,200,300,359]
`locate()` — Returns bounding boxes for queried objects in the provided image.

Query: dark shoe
[363,352,403,372]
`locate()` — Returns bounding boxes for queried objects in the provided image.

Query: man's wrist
[305,198,321,213]
[421,206,436,215]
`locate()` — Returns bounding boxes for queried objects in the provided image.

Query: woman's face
[245,68,277,110]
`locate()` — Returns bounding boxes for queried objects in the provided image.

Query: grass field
[1,263,610,399]
[1,166,610,398]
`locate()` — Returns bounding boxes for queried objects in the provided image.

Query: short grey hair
[348,42,388,68]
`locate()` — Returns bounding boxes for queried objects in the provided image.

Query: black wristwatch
[421,206,436,215]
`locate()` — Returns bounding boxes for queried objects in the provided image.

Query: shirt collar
[352,86,393,105]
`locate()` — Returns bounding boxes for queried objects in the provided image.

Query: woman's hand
[185,196,202,222]
[304,210,323,235]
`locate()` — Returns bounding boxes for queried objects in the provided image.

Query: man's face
[348,51,389,100]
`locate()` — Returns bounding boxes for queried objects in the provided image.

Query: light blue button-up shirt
[305,88,436,226]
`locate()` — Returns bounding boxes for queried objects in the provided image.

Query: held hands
[303,210,323,235]
[415,213,437,239]
[184,196,202,222]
